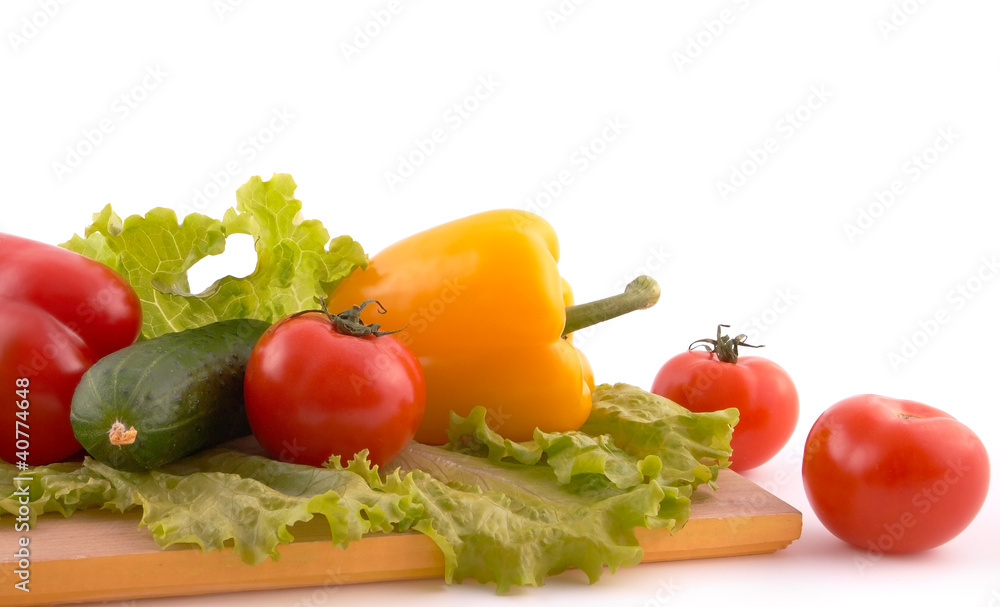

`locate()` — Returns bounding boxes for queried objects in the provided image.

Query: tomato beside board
[802,394,990,554]
[243,301,426,468]
[650,325,799,471]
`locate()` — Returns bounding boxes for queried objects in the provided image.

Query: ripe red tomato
[802,394,990,554]
[0,299,95,465]
[650,326,798,471]
[243,302,426,468]
[0,233,142,359]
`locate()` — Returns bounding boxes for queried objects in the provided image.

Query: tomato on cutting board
[243,299,426,468]
[650,324,799,471]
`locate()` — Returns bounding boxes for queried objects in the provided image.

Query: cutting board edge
[0,510,803,606]
[0,469,803,605]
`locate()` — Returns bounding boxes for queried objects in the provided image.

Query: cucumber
[70,318,271,471]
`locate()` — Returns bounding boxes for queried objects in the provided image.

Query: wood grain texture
[0,469,801,605]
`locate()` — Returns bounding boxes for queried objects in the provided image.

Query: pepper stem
[562,275,661,336]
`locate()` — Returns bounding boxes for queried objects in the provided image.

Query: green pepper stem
[562,275,661,336]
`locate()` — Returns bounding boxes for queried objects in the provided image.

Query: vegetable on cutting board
[0,173,747,593]
[325,208,661,445]
[3,383,738,593]
[244,299,426,468]
[59,173,366,341]
[650,324,799,471]
[70,318,270,472]
[54,173,365,469]
[0,234,142,466]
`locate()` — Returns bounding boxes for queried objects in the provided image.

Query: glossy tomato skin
[0,299,94,465]
[244,311,426,468]
[650,350,798,471]
[802,395,990,554]
[0,233,142,359]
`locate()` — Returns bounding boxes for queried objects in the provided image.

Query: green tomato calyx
[689,324,764,364]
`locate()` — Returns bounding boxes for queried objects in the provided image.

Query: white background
[3,1,999,605]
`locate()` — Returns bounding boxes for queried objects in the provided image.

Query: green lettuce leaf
[1,449,422,565]
[0,461,111,522]
[581,383,739,490]
[0,384,736,592]
[60,173,367,339]
[391,442,664,591]
[444,383,738,526]
[102,449,422,564]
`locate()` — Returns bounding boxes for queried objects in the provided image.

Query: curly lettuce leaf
[581,383,739,489]
[0,384,737,592]
[382,383,736,590]
[446,403,656,488]
[0,461,111,522]
[103,449,421,564]
[60,173,367,339]
[1,449,422,565]
[444,383,737,524]
[390,443,664,591]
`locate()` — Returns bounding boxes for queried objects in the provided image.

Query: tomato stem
[689,324,763,363]
[562,275,661,337]
[288,298,406,337]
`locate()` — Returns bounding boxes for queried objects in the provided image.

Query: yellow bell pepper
[326,209,659,445]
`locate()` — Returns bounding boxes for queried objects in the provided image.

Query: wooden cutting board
[0,468,801,605]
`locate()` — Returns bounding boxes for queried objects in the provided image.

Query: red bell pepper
[0,233,142,465]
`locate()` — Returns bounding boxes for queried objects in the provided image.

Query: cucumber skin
[70,318,271,472]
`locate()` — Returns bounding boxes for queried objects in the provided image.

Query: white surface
[3,1,999,605]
